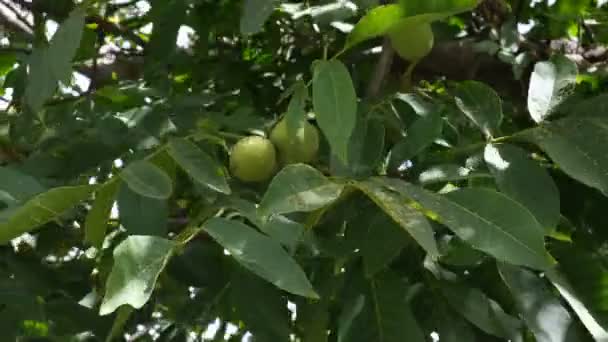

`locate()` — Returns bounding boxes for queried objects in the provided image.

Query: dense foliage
[1,0,608,341]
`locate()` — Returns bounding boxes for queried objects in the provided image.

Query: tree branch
[0,1,32,40]
[366,38,394,99]
[76,56,145,89]
[0,1,147,47]
[365,0,395,99]
[87,15,147,48]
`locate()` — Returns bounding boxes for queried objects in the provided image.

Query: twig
[366,38,394,99]
[365,0,394,99]
[90,6,107,91]
[3,1,147,47]
[88,15,147,47]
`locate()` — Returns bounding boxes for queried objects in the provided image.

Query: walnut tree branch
[366,38,394,99]
[365,0,395,99]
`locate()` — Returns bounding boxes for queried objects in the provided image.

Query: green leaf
[361,214,409,276]
[333,116,386,177]
[0,194,17,207]
[524,116,608,196]
[337,293,369,342]
[441,281,522,339]
[344,0,478,51]
[44,298,112,337]
[74,26,98,60]
[337,271,424,342]
[24,51,56,114]
[418,164,491,185]
[147,0,187,61]
[371,272,426,342]
[356,179,440,259]
[431,306,477,342]
[258,164,344,218]
[381,178,553,269]
[546,244,608,338]
[85,181,120,248]
[99,236,175,315]
[204,217,318,298]
[297,299,331,342]
[547,269,608,341]
[345,206,409,276]
[344,5,405,50]
[454,80,503,137]
[399,0,480,15]
[207,107,266,132]
[105,306,134,342]
[294,264,337,342]
[47,8,86,81]
[240,0,275,35]
[439,236,486,266]
[117,183,168,236]
[120,160,173,200]
[0,167,46,202]
[564,93,608,118]
[484,144,560,231]
[167,138,230,194]
[0,53,15,77]
[528,55,578,123]
[293,2,357,24]
[0,279,44,340]
[262,215,305,252]
[229,270,290,341]
[355,118,386,171]
[395,92,436,116]
[388,112,442,171]
[312,60,357,163]
[498,263,584,342]
[25,8,86,112]
[285,81,308,141]
[0,279,44,320]
[225,198,304,251]
[0,185,96,244]
[166,240,228,289]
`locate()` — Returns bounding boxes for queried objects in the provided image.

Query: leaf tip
[307,290,320,300]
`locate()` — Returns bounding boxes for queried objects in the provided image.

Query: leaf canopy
[1,0,608,340]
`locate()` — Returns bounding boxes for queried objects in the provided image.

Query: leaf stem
[400,61,418,92]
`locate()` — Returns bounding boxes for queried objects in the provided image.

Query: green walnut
[388,22,434,62]
[270,118,320,164]
[229,136,277,182]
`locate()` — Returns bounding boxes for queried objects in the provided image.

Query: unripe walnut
[229,136,277,182]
